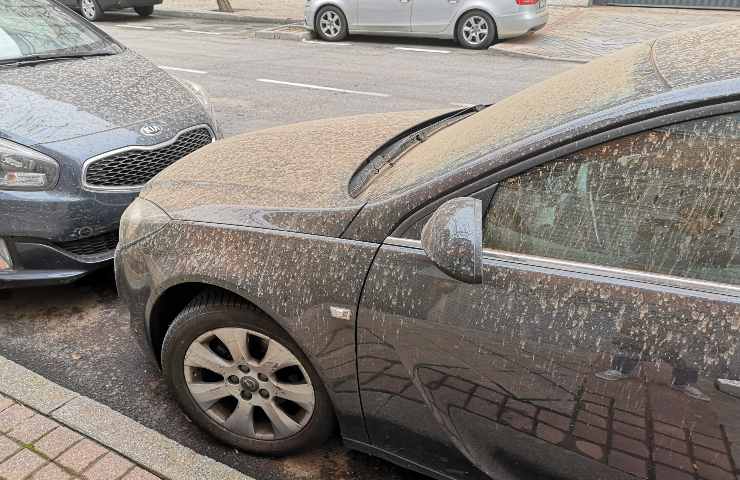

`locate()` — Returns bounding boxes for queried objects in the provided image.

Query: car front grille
[83,126,214,189]
[56,230,119,257]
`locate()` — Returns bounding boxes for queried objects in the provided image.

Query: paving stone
[577,411,607,429]
[0,404,34,433]
[537,410,571,430]
[0,394,13,413]
[500,409,534,433]
[122,467,161,480]
[614,410,646,428]
[536,422,566,445]
[83,451,135,480]
[612,433,649,458]
[655,463,694,480]
[574,421,607,445]
[692,432,727,451]
[30,462,73,480]
[608,450,648,479]
[56,439,107,473]
[0,435,20,462]
[693,445,733,472]
[34,427,83,459]
[575,439,603,460]
[654,432,688,454]
[0,449,47,480]
[653,447,693,472]
[583,402,609,417]
[8,415,60,444]
[613,421,646,441]
[506,399,537,417]
[653,421,686,440]
[695,461,735,480]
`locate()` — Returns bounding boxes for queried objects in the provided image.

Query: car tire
[79,0,104,21]
[134,6,154,17]
[456,10,497,50]
[315,6,349,42]
[161,290,335,456]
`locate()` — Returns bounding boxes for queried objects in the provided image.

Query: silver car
[305,0,548,49]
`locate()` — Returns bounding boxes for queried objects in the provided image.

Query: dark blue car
[60,0,162,21]
[0,0,219,288]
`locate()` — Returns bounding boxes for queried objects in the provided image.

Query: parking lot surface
[0,11,571,480]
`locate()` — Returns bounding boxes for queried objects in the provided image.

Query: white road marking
[450,102,477,108]
[256,78,390,98]
[116,24,154,30]
[395,47,451,54]
[301,39,352,46]
[159,66,208,75]
[181,29,223,35]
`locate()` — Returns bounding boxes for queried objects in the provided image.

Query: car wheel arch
[453,8,498,43]
[314,3,350,33]
[147,280,285,365]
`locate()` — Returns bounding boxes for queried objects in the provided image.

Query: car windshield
[358,41,670,200]
[0,0,119,62]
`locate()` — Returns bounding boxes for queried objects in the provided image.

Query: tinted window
[0,0,117,61]
[483,113,740,285]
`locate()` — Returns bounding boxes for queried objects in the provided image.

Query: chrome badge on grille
[140,122,163,136]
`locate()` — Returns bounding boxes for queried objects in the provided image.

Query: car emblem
[140,123,163,136]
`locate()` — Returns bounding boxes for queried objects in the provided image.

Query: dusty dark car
[116,22,740,480]
[0,0,219,288]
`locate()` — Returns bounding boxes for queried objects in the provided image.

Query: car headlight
[0,139,60,191]
[178,79,222,139]
[119,198,171,246]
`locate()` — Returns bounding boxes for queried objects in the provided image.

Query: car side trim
[384,236,740,299]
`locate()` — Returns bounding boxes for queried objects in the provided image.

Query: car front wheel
[315,6,348,42]
[80,0,103,21]
[457,11,496,50]
[134,6,154,16]
[161,291,335,455]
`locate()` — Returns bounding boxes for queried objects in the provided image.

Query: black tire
[134,6,154,17]
[79,0,104,21]
[456,10,497,50]
[315,6,349,42]
[161,290,335,456]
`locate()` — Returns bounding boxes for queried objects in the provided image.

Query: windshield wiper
[0,51,116,67]
[348,104,489,197]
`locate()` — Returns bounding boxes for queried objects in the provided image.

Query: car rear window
[0,0,118,61]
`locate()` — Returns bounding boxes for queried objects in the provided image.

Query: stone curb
[255,25,313,41]
[0,355,254,480]
[155,9,302,24]
[490,44,590,64]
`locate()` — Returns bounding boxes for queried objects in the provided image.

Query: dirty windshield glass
[360,42,670,200]
[0,0,118,61]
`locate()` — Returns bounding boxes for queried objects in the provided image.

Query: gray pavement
[0,12,574,480]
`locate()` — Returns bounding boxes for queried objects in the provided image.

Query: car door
[356,0,412,32]
[411,0,462,34]
[357,111,740,480]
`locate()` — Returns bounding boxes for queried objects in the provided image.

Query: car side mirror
[421,197,483,284]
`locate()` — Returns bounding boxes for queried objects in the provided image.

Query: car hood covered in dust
[140,110,447,237]
[0,49,198,146]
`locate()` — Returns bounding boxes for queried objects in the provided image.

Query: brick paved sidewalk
[0,394,159,480]
[492,6,740,62]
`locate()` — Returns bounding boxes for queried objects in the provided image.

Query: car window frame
[387,100,740,298]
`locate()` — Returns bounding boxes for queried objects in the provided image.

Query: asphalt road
[0,11,573,480]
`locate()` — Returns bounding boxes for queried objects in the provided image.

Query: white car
[305,0,548,49]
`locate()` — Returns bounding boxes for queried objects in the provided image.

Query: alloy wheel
[183,327,316,440]
[462,15,490,46]
[319,10,342,39]
[80,0,97,19]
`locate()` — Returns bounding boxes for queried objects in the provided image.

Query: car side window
[483,113,740,285]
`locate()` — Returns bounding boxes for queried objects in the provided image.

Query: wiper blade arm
[0,51,115,67]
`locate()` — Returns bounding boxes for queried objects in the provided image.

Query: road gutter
[154,10,302,24]
[0,355,253,480]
